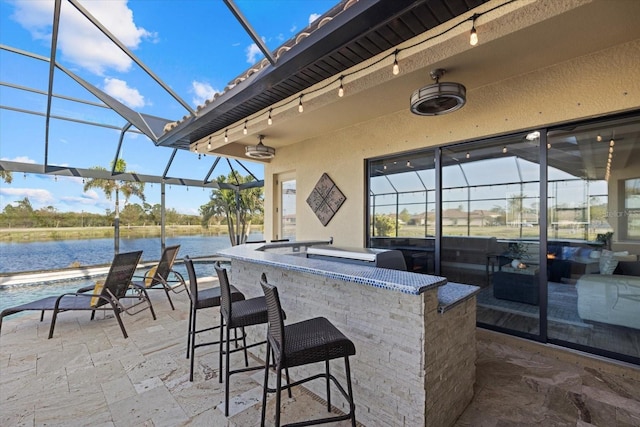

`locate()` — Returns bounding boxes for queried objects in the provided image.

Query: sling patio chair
[78,245,185,310]
[132,244,186,310]
[0,250,156,339]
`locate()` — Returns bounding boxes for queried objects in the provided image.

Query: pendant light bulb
[466,152,470,159]
[609,139,615,147]
[298,96,304,113]
[268,109,273,125]
[224,129,228,143]
[207,136,211,150]
[338,77,344,97]
[243,120,248,135]
[502,146,507,154]
[392,51,399,75]
[596,134,602,142]
[469,14,479,46]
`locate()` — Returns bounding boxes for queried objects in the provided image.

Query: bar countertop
[218,242,480,310]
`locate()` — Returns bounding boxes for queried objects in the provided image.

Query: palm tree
[200,172,263,245]
[83,159,145,253]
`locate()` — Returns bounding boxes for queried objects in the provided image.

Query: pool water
[0,263,220,315]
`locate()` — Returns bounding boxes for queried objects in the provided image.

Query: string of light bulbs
[195,0,517,151]
[605,131,615,181]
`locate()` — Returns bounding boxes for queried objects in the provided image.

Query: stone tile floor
[1,283,639,426]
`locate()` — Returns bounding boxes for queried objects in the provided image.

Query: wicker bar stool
[260,274,356,427]
[184,256,244,382]
[214,262,291,416]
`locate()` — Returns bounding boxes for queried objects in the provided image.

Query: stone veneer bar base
[230,259,476,427]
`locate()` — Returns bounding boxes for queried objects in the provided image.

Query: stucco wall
[264,39,640,246]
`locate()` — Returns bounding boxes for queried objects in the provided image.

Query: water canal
[0,234,261,313]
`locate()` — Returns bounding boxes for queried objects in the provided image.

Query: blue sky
[0,0,337,215]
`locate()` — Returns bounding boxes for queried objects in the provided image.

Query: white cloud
[191,81,219,107]
[309,13,321,25]
[0,187,55,205]
[246,43,262,64]
[60,190,112,212]
[103,77,146,108]
[84,189,100,200]
[9,0,154,75]
[1,155,36,163]
[61,190,101,205]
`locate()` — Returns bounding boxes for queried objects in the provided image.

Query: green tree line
[0,197,202,228]
[1,171,265,234]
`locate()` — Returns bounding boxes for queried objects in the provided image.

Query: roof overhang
[157,0,490,150]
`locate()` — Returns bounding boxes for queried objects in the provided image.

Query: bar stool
[184,256,244,382]
[214,262,290,416]
[260,274,357,427]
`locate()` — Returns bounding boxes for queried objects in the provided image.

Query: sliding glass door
[441,133,541,336]
[546,115,640,360]
[366,111,640,364]
[369,151,436,273]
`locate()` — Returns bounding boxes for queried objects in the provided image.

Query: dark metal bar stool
[260,274,357,427]
[214,262,290,416]
[184,256,244,382]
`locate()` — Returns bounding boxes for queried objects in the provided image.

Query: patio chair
[260,274,357,427]
[184,256,244,381]
[77,245,185,310]
[132,244,186,310]
[0,250,156,339]
[214,262,290,416]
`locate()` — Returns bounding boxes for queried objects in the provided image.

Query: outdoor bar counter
[218,241,480,427]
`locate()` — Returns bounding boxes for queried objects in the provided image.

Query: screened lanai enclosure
[0,0,312,249]
[2,0,639,368]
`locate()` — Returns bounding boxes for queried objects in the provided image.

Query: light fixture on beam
[410,69,466,116]
[245,134,275,159]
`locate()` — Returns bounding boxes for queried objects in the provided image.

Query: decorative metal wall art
[306,173,346,226]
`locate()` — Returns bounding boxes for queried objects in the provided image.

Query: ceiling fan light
[245,136,275,159]
[410,69,466,116]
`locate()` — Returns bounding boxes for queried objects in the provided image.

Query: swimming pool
[0,262,221,315]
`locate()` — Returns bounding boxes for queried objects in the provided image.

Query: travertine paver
[1,280,639,427]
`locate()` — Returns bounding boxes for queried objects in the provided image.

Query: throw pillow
[599,250,629,275]
[90,280,105,307]
[561,246,580,260]
[599,250,617,275]
[577,247,593,259]
[615,260,640,276]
